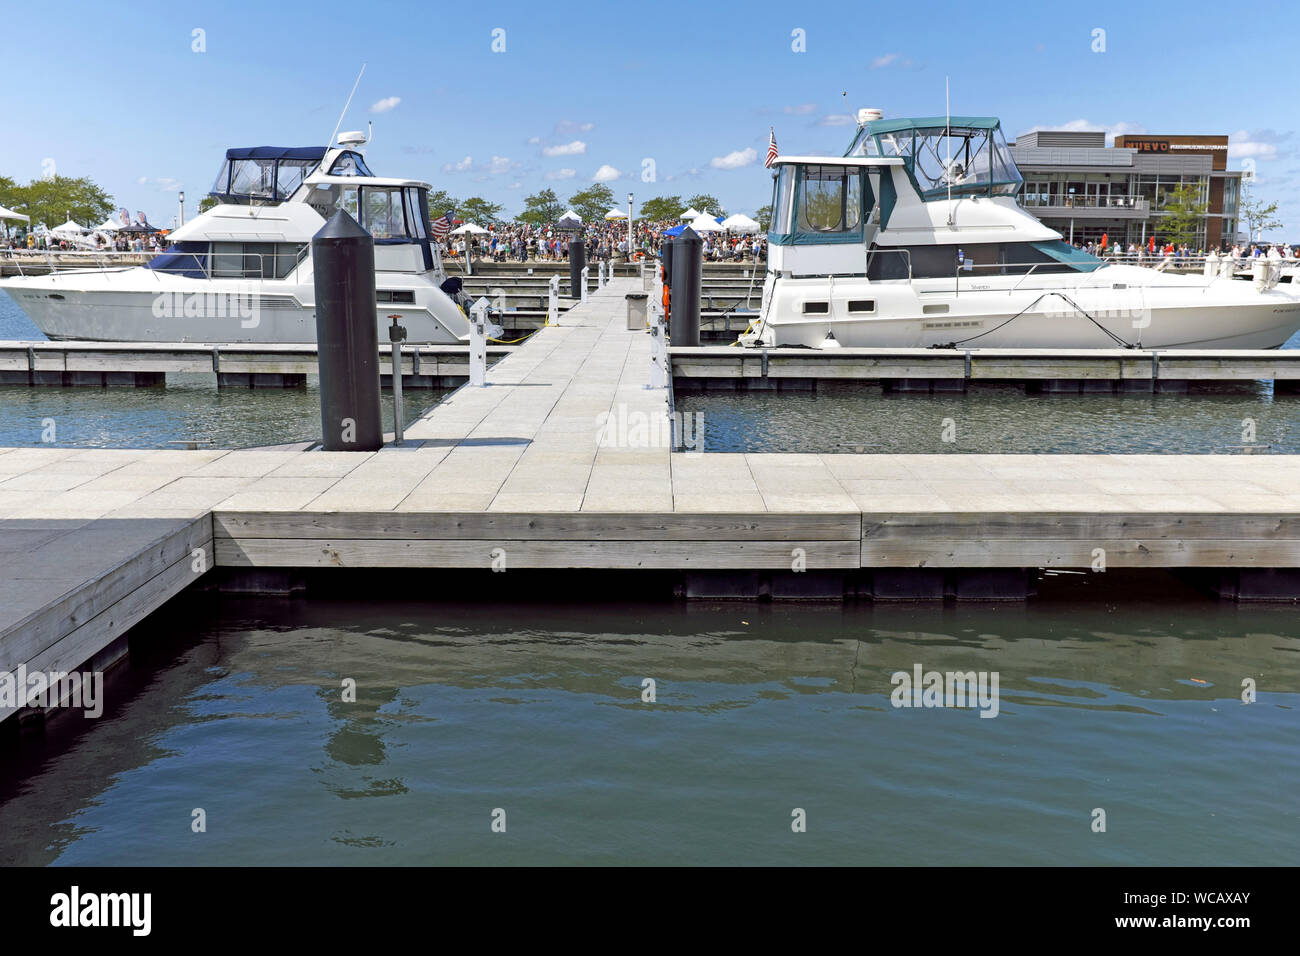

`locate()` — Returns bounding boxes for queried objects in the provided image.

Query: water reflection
[0,587,1295,866]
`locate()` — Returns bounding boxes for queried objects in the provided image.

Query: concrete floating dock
[0,341,514,388]
[672,346,1300,391]
[4,276,1300,725]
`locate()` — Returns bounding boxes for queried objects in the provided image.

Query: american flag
[765,127,778,168]
[430,211,453,241]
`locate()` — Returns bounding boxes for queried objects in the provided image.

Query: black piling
[312,210,383,451]
[671,227,702,347]
[569,237,586,297]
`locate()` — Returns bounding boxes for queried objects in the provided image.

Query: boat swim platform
[5,277,1300,725]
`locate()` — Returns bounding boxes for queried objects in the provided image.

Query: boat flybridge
[740,113,1300,350]
[0,134,471,344]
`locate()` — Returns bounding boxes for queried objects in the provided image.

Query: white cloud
[870,53,912,69]
[1018,119,1146,146]
[543,140,587,157]
[369,96,401,113]
[508,181,522,189]
[527,136,541,145]
[817,114,856,127]
[710,147,758,170]
[784,103,817,115]
[545,168,577,181]
[592,164,622,182]
[442,155,517,175]
[555,120,594,135]
[138,176,182,192]
[1230,129,1291,160]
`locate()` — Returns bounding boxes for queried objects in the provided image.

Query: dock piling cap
[313,209,371,243]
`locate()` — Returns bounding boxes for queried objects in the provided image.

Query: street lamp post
[178,191,185,228]
[627,192,633,269]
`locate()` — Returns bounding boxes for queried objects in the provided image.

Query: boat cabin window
[796,165,862,233]
[867,240,1103,280]
[329,151,374,177]
[210,242,305,279]
[310,184,429,244]
[769,163,869,244]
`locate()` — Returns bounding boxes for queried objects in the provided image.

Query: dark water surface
[0,295,447,448]
[1,578,1295,866]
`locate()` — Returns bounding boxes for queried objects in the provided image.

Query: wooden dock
[5,276,1300,725]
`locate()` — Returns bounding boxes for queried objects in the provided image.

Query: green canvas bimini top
[864,116,1001,134]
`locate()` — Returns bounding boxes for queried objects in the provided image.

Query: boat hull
[752,269,1300,350]
[0,269,471,344]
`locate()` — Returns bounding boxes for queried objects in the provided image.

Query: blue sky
[5,0,1297,235]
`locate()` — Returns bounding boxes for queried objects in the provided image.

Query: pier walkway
[5,276,1300,721]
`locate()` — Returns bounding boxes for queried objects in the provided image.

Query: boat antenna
[329,63,367,147]
[945,76,954,226]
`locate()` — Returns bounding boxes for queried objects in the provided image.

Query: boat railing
[1,248,161,277]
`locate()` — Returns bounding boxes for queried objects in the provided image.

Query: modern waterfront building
[1009,130,1241,250]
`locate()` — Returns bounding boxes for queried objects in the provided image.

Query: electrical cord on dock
[928,291,1136,349]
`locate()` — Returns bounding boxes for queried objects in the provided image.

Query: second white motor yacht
[741,113,1300,350]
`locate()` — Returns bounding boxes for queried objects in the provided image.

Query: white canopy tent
[95,217,121,233]
[603,207,627,221]
[556,209,582,226]
[51,219,89,236]
[679,207,702,220]
[0,205,29,223]
[720,213,760,233]
[688,213,724,233]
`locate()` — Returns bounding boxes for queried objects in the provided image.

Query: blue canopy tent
[663,224,687,237]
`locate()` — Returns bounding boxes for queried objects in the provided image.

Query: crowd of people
[441,218,767,265]
[3,231,166,253]
[1074,237,1297,263]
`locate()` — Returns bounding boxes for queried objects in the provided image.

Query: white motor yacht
[0,134,470,344]
[741,113,1300,350]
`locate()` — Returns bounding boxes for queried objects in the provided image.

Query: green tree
[197,196,218,214]
[11,175,115,230]
[459,196,504,224]
[1155,182,1207,247]
[567,184,615,224]
[755,204,773,231]
[638,195,683,221]
[516,188,564,226]
[1239,185,1282,242]
[426,189,457,219]
[684,193,726,216]
[0,175,16,208]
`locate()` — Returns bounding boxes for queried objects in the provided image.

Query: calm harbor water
[5,294,1298,453]
[0,296,447,448]
[0,575,1296,866]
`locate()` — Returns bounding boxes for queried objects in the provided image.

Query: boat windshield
[848,119,1022,200]
[209,147,328,204]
